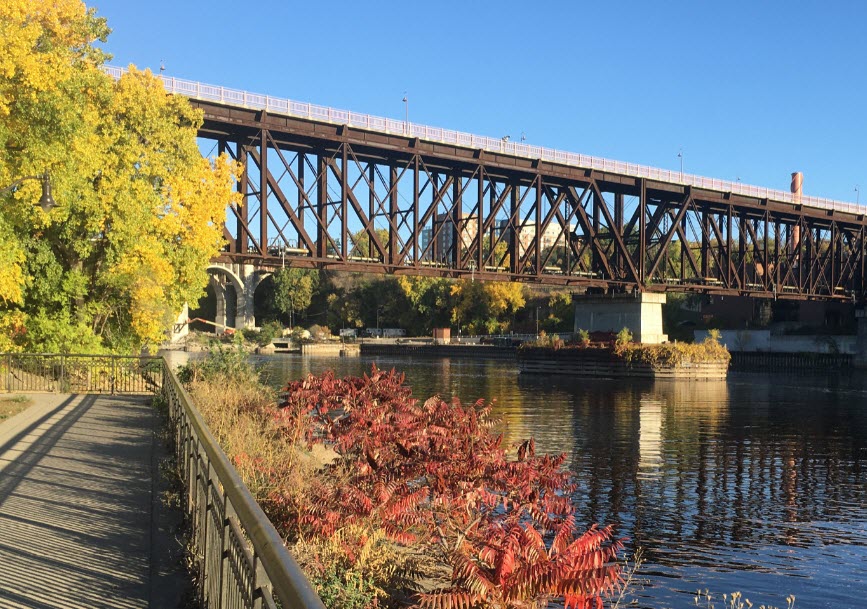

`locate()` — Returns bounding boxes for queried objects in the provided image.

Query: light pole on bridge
[677,149,683,181]
[402,93,408,135]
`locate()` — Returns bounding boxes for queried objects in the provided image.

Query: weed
[693,589,795,609]
[0,395,33,422]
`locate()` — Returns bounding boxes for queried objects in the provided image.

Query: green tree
[542,291,574,332]
[0,0,241,352]
[348,227,389,259]
[397,276,454,333]
[273,268,319,326]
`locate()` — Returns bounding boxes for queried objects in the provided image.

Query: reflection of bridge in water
[567,378,867,569]
[107,67,867,325]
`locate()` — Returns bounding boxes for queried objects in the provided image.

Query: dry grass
[186,374,309,500]
[0,395,33,423]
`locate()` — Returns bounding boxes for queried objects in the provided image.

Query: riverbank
[359,342,515,359]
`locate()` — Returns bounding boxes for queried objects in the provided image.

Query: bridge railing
[103,65,863,216]
[1,352,325,609]
[161,362,326,609]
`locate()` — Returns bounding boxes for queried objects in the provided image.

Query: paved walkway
[0,394,189,609]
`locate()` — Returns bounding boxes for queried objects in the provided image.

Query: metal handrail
[102,64,864,216]
[1,352,324,608]
[161,361,326,609]
[1,353,162,393]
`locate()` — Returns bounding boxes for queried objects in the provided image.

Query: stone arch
[250,270,276,327]
[206,264,247,331]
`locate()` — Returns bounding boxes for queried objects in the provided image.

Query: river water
[249,354,866,608]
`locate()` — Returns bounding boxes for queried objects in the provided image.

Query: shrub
[615,327,633,349]
[308,324,331,341]
[577,328,591,346]
[270,366,622,608]
[527,330,564,349]
[176,336,257,385]
[619,334,730,369]
[292,524,423,609]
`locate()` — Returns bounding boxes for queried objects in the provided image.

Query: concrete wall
[694,329,855,354]
[574,293,667,344]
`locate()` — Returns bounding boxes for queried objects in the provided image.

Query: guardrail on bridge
[102,64,865,216]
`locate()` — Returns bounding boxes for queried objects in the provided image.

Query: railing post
[217,489,229,607]
[59,355,65,394]
[111,355,116,395]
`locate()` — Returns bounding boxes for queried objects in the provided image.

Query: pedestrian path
[0,393,188,609]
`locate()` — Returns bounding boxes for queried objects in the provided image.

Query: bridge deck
[0,394,188,608]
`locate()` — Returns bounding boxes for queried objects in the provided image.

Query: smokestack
[790,172,802,253]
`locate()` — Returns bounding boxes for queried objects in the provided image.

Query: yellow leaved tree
[0,0,241,352]
[450,279,525,335]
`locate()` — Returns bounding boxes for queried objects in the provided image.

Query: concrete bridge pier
[573,292,668,344]
[207,263,271,332]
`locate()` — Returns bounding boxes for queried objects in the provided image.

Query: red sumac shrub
[270,366,622,608]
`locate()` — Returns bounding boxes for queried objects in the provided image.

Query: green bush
[615,327,633,348]
[176,336,258,384]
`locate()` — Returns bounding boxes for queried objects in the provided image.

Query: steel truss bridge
[106,67,867,302]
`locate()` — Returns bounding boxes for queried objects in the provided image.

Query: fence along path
[0,355,325,609]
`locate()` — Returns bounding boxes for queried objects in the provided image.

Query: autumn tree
[397,276,454,332]
[451,280,526,335]
[272,268,319,327]
[0,0,240,352]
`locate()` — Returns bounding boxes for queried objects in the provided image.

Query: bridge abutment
[574,292,668,344]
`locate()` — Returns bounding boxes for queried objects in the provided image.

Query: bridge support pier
[211,274,231,332]
[206,263,269,332]
[574,292,668,344]
[169,304,190,343]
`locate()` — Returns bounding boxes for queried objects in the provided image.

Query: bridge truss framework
[196,99,867,303]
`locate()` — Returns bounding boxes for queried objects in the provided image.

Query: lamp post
[856,185,860,205]
[402,93,408,135]
[536,306,540,338]
[0,172,57,212]
[376,305,384,338]
[677,149,683,181]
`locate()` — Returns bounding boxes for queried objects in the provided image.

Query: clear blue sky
[93,0,867,203]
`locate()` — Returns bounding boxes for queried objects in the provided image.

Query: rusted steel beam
[195,103,867,299]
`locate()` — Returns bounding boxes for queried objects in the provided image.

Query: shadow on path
[0,394,190,609]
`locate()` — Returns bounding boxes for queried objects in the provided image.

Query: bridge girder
[194,100,867,302]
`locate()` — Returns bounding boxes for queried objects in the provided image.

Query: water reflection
[638,397,663,476]
[249,355,867,609]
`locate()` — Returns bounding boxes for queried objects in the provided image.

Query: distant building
[418,214,574,264]
[420,213,479,262]
[493,219,576,256]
